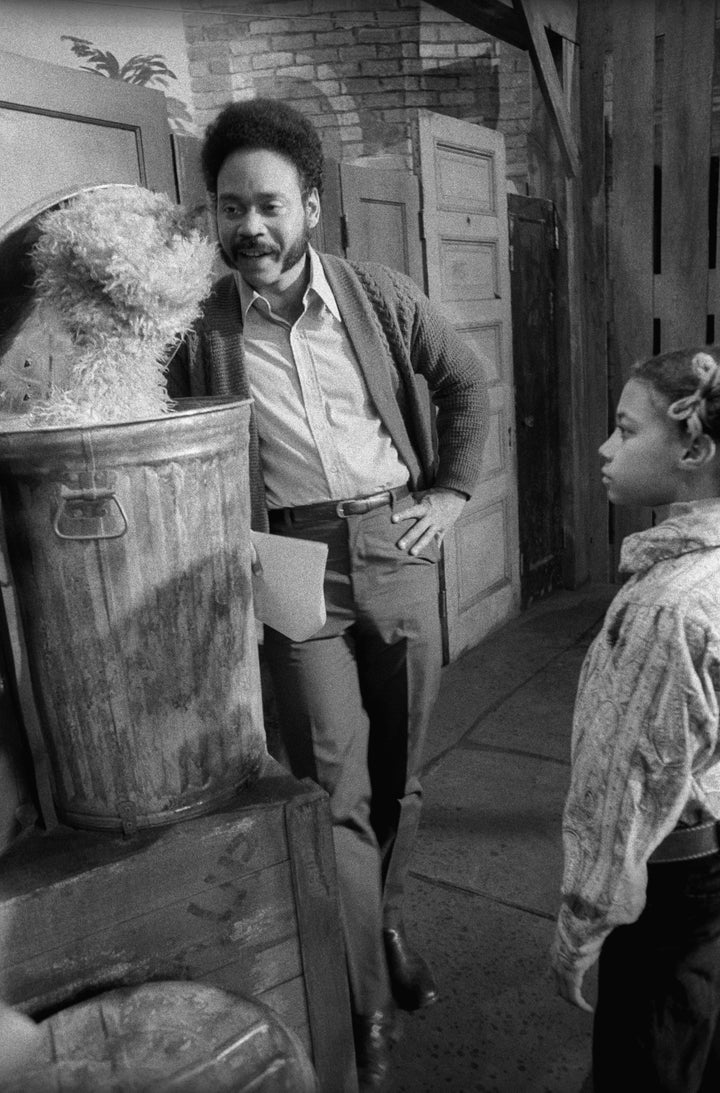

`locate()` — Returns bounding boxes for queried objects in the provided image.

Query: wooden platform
[0,756,356,1093]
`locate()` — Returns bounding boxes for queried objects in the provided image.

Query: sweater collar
[620,498,720,575]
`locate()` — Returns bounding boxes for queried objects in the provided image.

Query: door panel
[0,49,177,229]
[416,110,520,661]
[339,162,424,287]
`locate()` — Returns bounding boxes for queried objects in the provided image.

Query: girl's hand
[391,488,466,555]
[550,935,596,1014]
[552,962,594,1013]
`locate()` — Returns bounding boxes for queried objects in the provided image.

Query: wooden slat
[514,0,581,177]
[286,788,357,1093]
[535,0,578,41]
[559,41,592,586]
[606,0,656,557]
[577,0,611,581]
[660,0,714,349]
[2,863,302,1014]
[661,2,714,350]
[608,0,655,383]
[257,977,311,1053]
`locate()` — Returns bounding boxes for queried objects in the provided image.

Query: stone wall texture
[181,0,532,188]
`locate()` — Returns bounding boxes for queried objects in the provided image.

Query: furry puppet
[0,184,216,428]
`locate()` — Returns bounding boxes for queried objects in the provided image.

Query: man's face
[215,148,320,297]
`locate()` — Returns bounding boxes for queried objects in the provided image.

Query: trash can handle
[54,487,128,541]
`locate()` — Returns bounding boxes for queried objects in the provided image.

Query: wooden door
[0,49,177,229]
[339,162,424,287]
[0,48,177,846]
[416,110,520,661]
[508,194,563,607]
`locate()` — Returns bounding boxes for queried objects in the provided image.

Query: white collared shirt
[235,247,409,508]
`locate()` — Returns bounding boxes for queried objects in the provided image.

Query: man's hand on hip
[391,488,467,555]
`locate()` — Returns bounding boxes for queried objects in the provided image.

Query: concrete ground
[388,583,617,1093]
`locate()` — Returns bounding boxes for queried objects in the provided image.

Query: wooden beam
[660,0,715,349]
[577,0,610,582]
[424,0,530,51]
[513,0,581,177]
[536,0,578,42]
[607,0,655,556]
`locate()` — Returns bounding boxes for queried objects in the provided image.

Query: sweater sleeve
[410,291,491,495]
[553,602,720,975]
[376,266,490,497]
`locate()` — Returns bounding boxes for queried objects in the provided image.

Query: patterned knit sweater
[166,253,490,530]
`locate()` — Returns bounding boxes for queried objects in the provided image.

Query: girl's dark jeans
[593,848,720,1092]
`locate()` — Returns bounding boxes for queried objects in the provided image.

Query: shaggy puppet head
[0,185,217,428]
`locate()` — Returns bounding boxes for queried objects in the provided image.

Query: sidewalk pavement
[389,583,617,1093]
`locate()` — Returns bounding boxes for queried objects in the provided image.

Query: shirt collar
[620,498,720,575]
[233,246,341,322]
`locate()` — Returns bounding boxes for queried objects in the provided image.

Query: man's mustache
[231,237,278,257]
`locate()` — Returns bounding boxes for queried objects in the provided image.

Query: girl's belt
[648,820,720,864]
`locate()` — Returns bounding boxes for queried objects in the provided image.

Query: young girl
[551,346,720,1092]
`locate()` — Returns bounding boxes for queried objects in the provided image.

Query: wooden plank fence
[601,0,719,561]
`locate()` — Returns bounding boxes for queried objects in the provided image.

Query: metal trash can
[0,398,267,833]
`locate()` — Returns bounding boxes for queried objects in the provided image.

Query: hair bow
[667,351,720,442]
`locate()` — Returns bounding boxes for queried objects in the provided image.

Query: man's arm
[390,274,490,550]
[395,272,490,497]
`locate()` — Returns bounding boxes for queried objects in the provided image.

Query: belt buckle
[336,496,373,517]
[335,492,390,519]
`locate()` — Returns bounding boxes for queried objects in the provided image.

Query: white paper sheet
[250,531,328,641]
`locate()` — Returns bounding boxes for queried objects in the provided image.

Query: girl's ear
[680,431,717,468]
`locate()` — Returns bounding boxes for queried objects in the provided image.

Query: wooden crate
[0,757,356,1093]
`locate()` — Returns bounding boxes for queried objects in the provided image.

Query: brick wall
[182,0,532,187]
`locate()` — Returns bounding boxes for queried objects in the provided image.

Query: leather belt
[268,484,410,526]
[648,820,720,864]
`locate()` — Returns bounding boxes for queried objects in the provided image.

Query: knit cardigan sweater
[167,253,490,532]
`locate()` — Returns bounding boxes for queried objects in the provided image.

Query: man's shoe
[383,926,439,1011]
[352,1008,396,1091]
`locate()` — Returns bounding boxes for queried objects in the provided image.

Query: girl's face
[599,378,687,507]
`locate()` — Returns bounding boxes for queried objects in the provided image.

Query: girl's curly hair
[201,97,324,198]
[631,345,720,442]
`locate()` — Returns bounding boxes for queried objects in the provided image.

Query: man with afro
[169,97,489,1092]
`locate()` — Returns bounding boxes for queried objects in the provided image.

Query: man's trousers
[263,493,443,1016]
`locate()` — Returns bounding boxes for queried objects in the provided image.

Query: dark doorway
[508,193,563,608]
